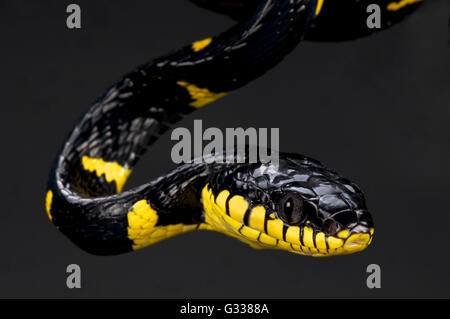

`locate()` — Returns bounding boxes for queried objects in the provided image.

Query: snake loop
[46,0,423,256]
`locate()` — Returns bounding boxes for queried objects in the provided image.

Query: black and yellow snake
[45,0,423,256]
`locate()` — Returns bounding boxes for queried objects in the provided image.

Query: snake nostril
[322,219,341,236]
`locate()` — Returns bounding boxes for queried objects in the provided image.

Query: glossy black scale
[46,0,422,255]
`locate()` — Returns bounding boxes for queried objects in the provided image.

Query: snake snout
[348,210,374,237]
[343,232,371,250]
[356,210,373,228]
[340,210,374,253]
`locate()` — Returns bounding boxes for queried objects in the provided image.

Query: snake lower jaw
[339,228,374,255]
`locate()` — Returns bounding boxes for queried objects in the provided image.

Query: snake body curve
[46,0,423,256]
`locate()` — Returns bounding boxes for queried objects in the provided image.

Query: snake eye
[278,193,304,224]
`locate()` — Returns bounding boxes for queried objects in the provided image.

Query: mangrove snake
[46,0,424,256]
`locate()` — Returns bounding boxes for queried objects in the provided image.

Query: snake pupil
[285,199,293,214]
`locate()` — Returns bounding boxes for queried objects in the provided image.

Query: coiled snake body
[46,0,423,256]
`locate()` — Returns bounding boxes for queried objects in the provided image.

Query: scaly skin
[46,0,422,256]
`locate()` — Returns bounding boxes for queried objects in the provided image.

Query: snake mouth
[339,225,374,254]
[253,223,374,257]
[276,220,375,256]
[202,185,374,257]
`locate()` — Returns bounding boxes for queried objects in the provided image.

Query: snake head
[203,153,374,256]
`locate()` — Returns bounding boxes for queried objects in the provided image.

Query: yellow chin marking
[327,236,344,249]
[81,156,131,193]
[285,226,300,246]
[127,200,196,251]
[215,190,230,211]
[45,190,53,221]
[177,81,228,108]
[315,0,325,16]
[337,230,350,239]
[387,0,423,11]
[228,195,248,223]
[248,206,266,232]
[258,233,277,246]
[315,232,327,251]
[201,184,374,256]
[266,218,284,240]
[302,226,315,248]
[343,233,372,254]
[239,226,260,241]
[192,38,212,52]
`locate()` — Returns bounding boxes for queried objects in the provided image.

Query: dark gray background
[0,0,448,298]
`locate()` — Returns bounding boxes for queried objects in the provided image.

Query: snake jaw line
[202,184,374,257]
